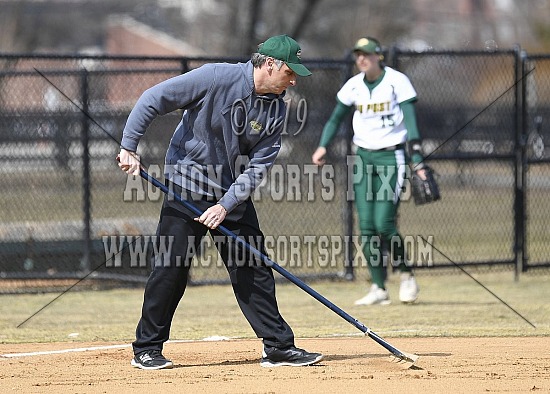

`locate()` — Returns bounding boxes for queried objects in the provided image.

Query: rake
[139,169,419,368]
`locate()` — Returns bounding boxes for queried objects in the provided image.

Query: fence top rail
[392,48,519,57]
[0,52,245,63]
[0,54,352,74]
[524,53,550,60]
[3,48,546,63]
[0,68,185,77]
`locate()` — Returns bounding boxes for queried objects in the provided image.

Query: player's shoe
[354,284,391,305]
[399,272,419,303]
[131,350,173,370]
[260,346,324,367]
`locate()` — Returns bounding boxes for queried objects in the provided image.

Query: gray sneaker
[131,350,173,370]
[260,346,324,367]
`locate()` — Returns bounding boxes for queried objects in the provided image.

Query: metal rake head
[389,351,420,369]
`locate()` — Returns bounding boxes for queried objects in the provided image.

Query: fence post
[180,58,190,75]
[514,46,527,281]
[80,69,92,272]
[342,52,356,281]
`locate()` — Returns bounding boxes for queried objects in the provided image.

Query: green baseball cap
[353,37,382,54]
[258,35,312,77]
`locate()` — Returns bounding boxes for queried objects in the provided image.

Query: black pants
[132,191,295,354]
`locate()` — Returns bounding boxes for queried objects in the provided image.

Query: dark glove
[411,166,440,205]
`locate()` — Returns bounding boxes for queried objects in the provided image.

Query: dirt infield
[1,336,548,393]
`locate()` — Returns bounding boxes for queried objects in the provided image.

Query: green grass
[0,270,548,345]
[5,166,550,265]
[0,173,162,222]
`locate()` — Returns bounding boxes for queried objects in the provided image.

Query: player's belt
[362,143,405,152]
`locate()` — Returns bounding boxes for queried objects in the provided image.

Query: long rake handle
[33,68,411,363]
[140,169,415,362]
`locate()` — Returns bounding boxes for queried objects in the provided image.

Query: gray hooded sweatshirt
[121,61,286,213]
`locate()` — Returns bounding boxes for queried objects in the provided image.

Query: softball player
[312,37,426,305]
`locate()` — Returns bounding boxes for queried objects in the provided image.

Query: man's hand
[117,148,142,176]
[194,204,228,229]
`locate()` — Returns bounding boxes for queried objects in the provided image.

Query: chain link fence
[0,49,548,293]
